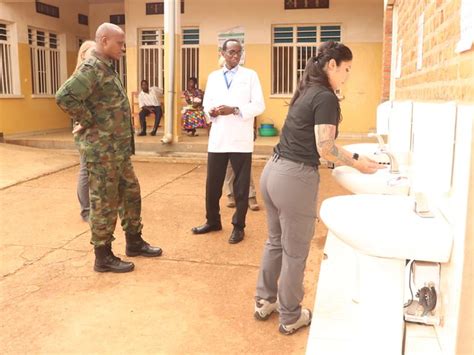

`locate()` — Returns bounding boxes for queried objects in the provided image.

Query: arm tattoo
[315,124,354,166]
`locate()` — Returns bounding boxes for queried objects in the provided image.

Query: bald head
[95,23,125,61]
[95,23,123,41]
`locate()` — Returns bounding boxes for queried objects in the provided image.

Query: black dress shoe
[137,132,146,136]
[228,228,245,244]
[191,223,222,234]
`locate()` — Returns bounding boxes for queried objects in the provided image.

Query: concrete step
[5,128,277,157]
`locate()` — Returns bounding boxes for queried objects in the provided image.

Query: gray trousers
[77,152,90,219]
[224,161,256,198]
[256,155,319,325]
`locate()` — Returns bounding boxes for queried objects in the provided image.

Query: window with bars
[112,56,127,91]
[145,1,185,15]
[138,28,164,90]
[284,0,329,9]
[181,28,199,89]
[0,22,13,95]
[272,24,341,95]
[110,14,125,25]
[28,27,61,96]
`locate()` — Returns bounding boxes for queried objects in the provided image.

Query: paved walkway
[0,143,349,354]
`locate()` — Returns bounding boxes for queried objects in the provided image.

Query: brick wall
[394,0,474,101]
[381,5,393,101]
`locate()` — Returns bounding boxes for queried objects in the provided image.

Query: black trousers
[206,152,252,230]
[139,106,162,132]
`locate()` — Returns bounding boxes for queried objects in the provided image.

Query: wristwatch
[233,107,240,115]
[352,153,359,160]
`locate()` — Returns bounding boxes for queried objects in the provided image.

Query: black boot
[94,244,135,273]
[125,232,163,257]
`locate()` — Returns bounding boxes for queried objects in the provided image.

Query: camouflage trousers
[87,158,143,246]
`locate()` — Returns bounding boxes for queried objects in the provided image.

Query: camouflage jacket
[56,51,133,162]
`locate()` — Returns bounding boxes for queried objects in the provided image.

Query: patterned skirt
[182,109,207,130]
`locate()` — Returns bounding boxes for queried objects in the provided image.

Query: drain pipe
[161,0,175,144]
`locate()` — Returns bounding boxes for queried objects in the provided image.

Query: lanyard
[224,71,233,89]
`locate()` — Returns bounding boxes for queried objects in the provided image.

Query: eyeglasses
[225,50,242,57]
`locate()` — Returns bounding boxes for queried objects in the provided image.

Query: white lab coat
[203,66,265,153]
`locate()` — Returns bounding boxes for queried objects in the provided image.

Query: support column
[163,0,182,143]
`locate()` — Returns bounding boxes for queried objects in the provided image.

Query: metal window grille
[0,23,13,95]
[112,55,127,91]
[320,25,341,42]
[138,28,164,90]
[78,14,88,26]
[28,27,61,95]
[272,24,341,95]
[284,0,329,9]
[110,14,125,25]
[36,1,60,18]
[145,1,185,15]
[181,28,199,89]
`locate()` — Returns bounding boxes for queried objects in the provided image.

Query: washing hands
[355,155,386,174]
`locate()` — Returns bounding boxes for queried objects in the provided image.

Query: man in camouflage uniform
[56,23,162,273]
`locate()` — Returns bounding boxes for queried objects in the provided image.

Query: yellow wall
[0,44,76,134]
[125,0,384,135]
[0,0,89,134]
[1,0,384,135]
[198,42,382,133]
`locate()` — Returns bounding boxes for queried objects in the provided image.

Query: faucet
[414,192,435,218]
[378,149,400,174]
[368,133,386,150]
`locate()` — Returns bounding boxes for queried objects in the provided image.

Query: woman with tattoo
[254,41,382,335]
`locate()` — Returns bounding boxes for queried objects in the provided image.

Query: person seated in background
[181,77,207,137]
[138,79,162,136]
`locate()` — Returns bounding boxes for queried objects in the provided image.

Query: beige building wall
[125,0,384,134]
[88,2,125,39]
[0,0,89,134]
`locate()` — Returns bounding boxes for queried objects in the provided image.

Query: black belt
[272,153,318,168]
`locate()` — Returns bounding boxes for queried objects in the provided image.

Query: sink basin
[320,194,453,262]
[343,143,389,164]
[319,194,453,354]
[332,165,410,195]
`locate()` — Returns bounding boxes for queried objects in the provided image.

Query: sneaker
[279,308,312,335]
[248,197,260,211]
[226,195,236,208]
[254,299,278,321]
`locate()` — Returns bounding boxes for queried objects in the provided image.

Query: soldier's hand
[72,124,85,135]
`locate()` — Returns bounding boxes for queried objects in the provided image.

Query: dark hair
[222,39,241,51]
[188,77,198,86]
[141,79,148,85]
[289,41,352,108]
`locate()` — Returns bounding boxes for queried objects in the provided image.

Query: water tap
[378,149,400,174]
[368,133,386,150]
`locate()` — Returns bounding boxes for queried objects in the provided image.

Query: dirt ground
[0,146,348,354]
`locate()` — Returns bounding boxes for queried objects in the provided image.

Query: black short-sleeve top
[274,85,340,166]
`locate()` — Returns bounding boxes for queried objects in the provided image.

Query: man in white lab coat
[191,39,265,244]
